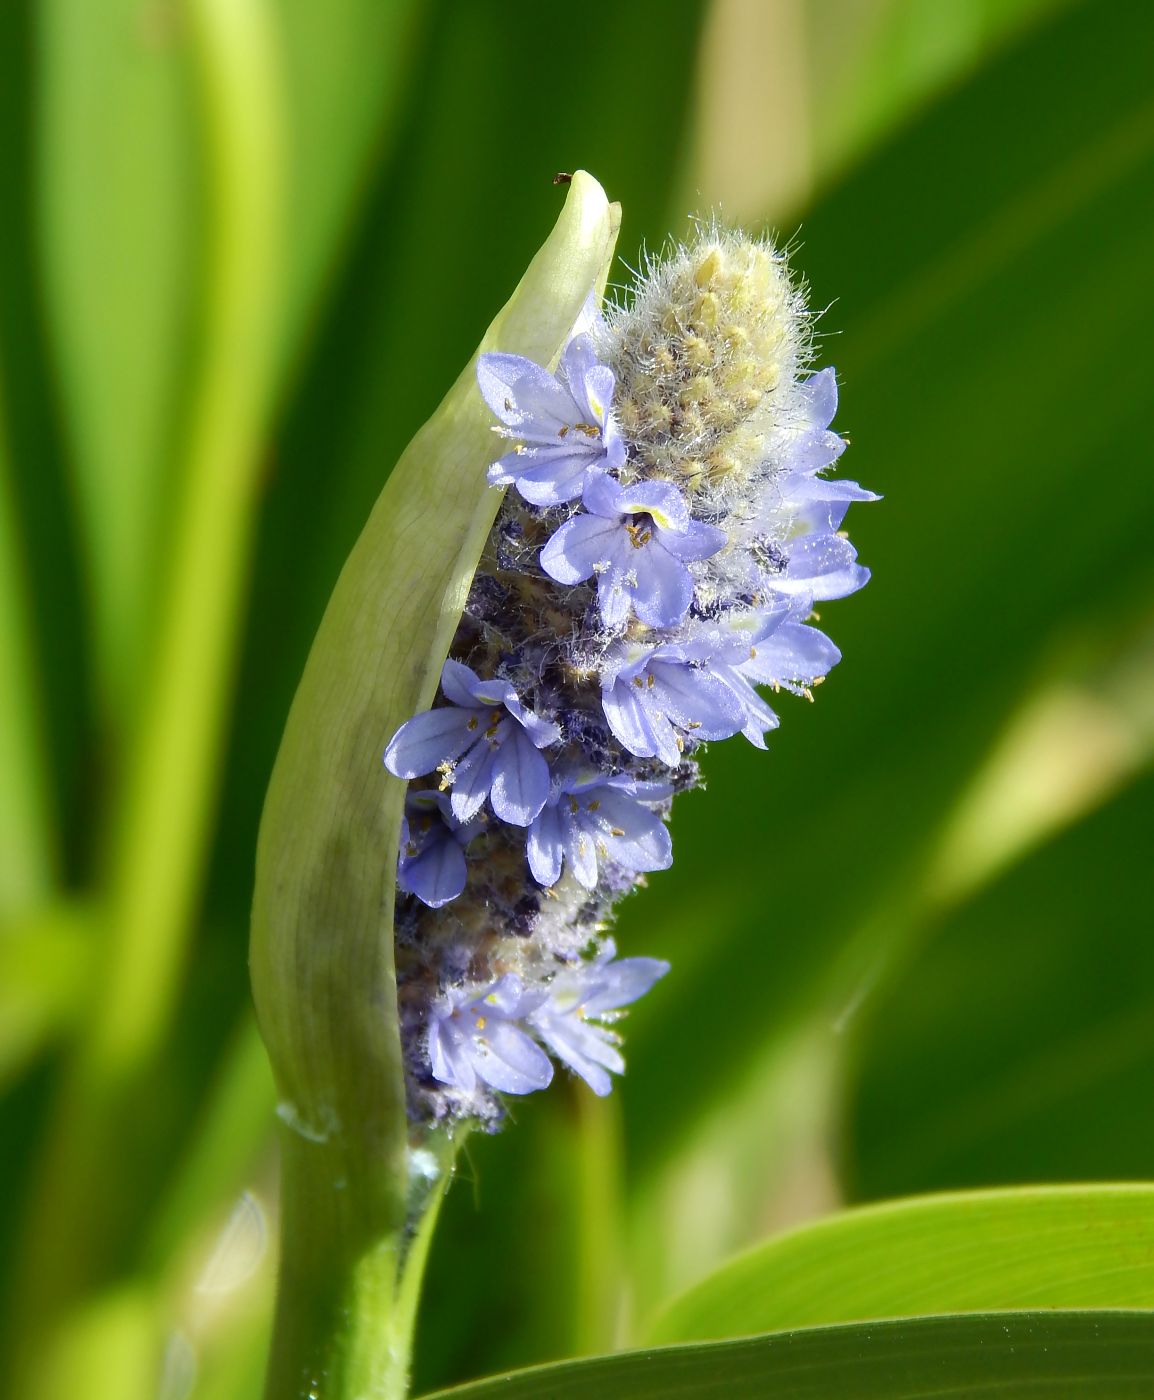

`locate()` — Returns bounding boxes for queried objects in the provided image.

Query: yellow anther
[405,842,418,856]
[676,736,684,752]
[647,674,656,688]
[633,676,644,689]
[475,1016,486,1030]
[610,827,625,837]
[802,687,814,703]
[587,799,601,811]
[504,397,511,410]
[686,721,702,729]
[750,646,756,660]
[467,716,478,730]
[569,798,579,814]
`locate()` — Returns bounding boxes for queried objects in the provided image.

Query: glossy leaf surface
[650,1185,1154,1344]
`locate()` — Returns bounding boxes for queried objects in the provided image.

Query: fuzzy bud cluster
[384,227,877,1128]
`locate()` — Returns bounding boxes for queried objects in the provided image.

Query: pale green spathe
[251,170,618,1400]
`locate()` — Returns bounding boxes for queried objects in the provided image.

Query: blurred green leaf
[0,382,52,913]
[845,768,1154,1200]
[274,0,424,377]
[613,0,1154,1208]
[0,902,95,1090]
[37,0,200,721]
[420,1312,1154,1400]
[649,1185,1154,1344]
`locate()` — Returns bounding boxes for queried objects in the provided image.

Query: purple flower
[739,619,842,692]
[428,974,553,1096]
[600,641,747,766]
[529,940,669,1096]
[738,369,878,602]
[397,791,485,908]
[540,471,727,629]
[385,659,560,825]
[477,335,626,506]
[526,769,673,890]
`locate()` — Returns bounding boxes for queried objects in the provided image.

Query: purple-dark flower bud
[477,335,626,506]
[526,768,673,890]
[529,940,669,1096]
[385,659,560,825]
[428,974,553,1095]
[540,470,727,629]
[397,791,486,908]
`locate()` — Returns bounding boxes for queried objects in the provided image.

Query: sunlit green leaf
[649,1185,1154,1344]
[37,0,199,719]
[274,0,424,377]
[419,1312,1154,1400]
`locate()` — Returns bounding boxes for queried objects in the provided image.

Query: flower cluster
[386,228,877,1127]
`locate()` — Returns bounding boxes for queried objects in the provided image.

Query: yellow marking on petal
[570,798,579,814]
[676,737,684,752]
[750,646,756,659]
[598,841,609,858]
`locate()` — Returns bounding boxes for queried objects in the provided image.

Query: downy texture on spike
[385,223,878,1127]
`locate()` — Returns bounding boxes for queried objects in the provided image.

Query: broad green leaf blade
[38,0,199,720]
[845,769,1154,1200]
[250,170,616,1398]
[648,1185,1154,1345]
[275,0,424,376]
[419,1312,1154,1400]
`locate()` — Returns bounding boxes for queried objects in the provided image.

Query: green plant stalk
[251,171,618,1400]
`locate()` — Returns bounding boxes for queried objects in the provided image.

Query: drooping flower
[526,768,673,890]
[385,659,560,824]
[477,335,625,506]
[397,791,486,908]
[540,470,726,629]
[529,941,670,1096]
[428,975,553,1096]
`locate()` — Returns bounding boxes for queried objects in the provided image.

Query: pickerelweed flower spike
[386,223,878,1129]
